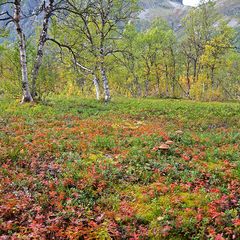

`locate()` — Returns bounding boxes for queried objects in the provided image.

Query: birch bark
[14,0,33,103]
[100,64,110,102]
[31,0,54,97]
[100,52,111,102]
[93,75,100,100]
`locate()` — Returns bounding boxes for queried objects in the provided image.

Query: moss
[179,192,212,208]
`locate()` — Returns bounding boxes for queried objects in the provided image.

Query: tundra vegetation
[0,0,239,239]
[0,97,240,238]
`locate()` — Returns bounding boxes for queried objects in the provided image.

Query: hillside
[1,0,239,38]
[217,0,240,19]
[216,0,240,43]
[139,0,189,31]
[139,0,240,34]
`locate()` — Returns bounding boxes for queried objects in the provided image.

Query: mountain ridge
[1,0,239,40]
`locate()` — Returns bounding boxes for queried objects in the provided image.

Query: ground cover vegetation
[0,0,239,102]
[0,97,239,239]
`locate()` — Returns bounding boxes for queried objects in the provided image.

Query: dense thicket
[0,0,239,102]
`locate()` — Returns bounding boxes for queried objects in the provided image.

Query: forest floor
[0,97,240,239]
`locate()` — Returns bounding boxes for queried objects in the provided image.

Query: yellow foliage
[64,81,82,96]
[189,74,224,101]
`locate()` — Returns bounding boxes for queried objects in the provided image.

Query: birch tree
[31,0,79,98]
[61,0,139,102]
[181,0,219,83]
[0,0,64,101]
[31,0,56,98]
[0,0,33,103]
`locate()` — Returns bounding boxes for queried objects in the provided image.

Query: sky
[183,0,201,6]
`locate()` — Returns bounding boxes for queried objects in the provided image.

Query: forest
[0,0,240,239]
[0,0,239,102]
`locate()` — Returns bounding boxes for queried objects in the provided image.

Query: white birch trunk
[100,65,111,102]
[100,45,110,102]
[31,15,49,97]
[32,1,53,98]
[14,0,33,103]
[93,75,100,100]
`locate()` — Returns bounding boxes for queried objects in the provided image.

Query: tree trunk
[14,0,33,103]
[93,75,100,100]
[172,64,176,97]
[186,61,191,97]
[210,65,215,88]
[144,63,151,97]
[170,47,176,97]
[133,75,141,97]
[154,64,160,96]
[99,41,110,101]
[32,1,53,98]
[165,64,169,97]
[31,17,49,98]
[193,59,197,82]
[100,64,111,102]
[144,78,149,97]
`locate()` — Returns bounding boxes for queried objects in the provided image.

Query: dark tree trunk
[210,65,215,88]
[170,46,176,97]
[193,59,198,82]
[165,64,169,97]
[154,64,160,96]
[144,63,151,97]
[144,78,149,97]
[186,61,191,97]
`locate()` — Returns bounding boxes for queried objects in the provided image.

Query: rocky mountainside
[140,0,183,9]
[217,0,240,18]
[1,0,239,40]
[139,0,240,33]
[216,0,240,29]
[139,0,189,31]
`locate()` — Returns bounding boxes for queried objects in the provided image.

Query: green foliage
[0,0,239,101]
[92,136,116,151]
[180,0,239,100]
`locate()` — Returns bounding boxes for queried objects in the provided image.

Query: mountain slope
[1,0,239,42]
[139,0,189,31]
[216,0,240,31]
[139,0,240,34]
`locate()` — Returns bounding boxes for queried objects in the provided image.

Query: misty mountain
[138,0,189,31]
[139,0,240,34]
[1,0,239,40]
